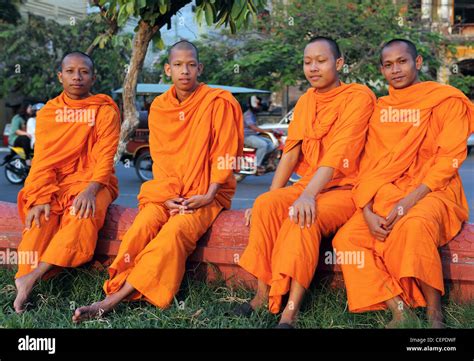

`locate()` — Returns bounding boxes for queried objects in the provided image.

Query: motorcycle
[234,130,287,182]
[1,146,31,184]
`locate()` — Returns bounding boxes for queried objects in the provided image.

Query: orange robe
[16,92,120,278]
[104,83,244,308]
[239,82,376,313]
[333,81,474,312]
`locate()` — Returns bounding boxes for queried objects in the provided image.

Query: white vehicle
[258,109,293,146]
[468,134,474,155]
[236,109,300,183]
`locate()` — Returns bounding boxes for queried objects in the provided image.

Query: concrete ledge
[0,201,473,303]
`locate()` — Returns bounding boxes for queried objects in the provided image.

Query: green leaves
[152,32,165,50]
[0,14,131,100]
[194,0,265,32]
[204,2,215,26]
[193,0,449,97]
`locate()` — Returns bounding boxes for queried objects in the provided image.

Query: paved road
[1,149,473,221]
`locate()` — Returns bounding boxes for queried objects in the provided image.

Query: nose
[72,70,82,81]
[392,63,401,73]
[181,65,190,75]
[309,61,319,72]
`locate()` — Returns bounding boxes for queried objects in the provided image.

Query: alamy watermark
[55,107,96,127]
[380,107,420,127]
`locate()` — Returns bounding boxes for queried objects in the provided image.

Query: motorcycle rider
[243,96,277,175]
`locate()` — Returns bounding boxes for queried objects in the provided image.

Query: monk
[72,40,243,322]
[332,39,474,328]
[13,51,120,313]
[236,37,376,328]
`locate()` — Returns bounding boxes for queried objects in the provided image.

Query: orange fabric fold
[105,83,243,309]
[17,92,120,223]
[284,82,376,188]
[137,83,244,210]
[354,81,474,212]
[15,92,120,278]
[334,81,474,312]
[239,82,375,313]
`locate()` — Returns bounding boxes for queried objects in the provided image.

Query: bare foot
[13,273,37,313]
[278,315,297,328]
[386,310,418,328]
[427,311,445,329]
[72,299,115,323]
[249,294,267,310]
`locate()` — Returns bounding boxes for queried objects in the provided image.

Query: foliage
[0,14,132,101]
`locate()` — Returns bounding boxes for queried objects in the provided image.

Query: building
[414,0,474,97]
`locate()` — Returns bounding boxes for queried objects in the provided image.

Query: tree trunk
[114,0,193,163]
[115,20,157,163]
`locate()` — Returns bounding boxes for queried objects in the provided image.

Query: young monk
[236,37,376,328]
[72,40,243,322]
[332,39,474,328]
[13,51,120,313]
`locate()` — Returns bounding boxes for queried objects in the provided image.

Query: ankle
[280,309,298,325]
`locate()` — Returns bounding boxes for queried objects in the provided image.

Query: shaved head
[60,51,94,72]
[306,36,342,60]
[167,40,199,63]
[380,39,418,65]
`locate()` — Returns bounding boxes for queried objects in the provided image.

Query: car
[258,109,294,145]
[468,134,474,155]
[114,83,272,182]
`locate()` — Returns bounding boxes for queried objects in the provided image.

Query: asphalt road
[1,150,473,221]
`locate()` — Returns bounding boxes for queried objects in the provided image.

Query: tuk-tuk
[113,83,271,182]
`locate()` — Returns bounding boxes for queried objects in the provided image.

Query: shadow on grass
[0,267,472,329]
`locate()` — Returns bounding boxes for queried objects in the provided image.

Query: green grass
[0,267,473,329]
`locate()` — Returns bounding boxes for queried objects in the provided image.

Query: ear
[164,63,171,77]
[57,71,63,84]
[197,63,204,77]
[335,57,345,72]
[415,55,423,71]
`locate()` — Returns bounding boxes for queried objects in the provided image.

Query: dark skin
[14,54,103,314]
[244,40,344,327]
[363,42,443,328]
[25,54,101,231]
[163,46,220,215]
[71,46,222,323]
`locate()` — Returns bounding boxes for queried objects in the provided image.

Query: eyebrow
[383,56,407,63]
[172,60,197,63]
[304,54,327,58]
[63,66,91,69]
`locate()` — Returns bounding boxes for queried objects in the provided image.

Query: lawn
[0,267,473,329]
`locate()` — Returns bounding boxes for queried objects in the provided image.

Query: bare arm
[270,143,301,190]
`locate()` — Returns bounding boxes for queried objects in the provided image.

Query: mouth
[70,84,84,88]
[392,75,405,82]
[179,78,191,84]
[309,75,322,81]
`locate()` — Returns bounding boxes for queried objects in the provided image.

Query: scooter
[234,130,285,183]
[1,146,31,184]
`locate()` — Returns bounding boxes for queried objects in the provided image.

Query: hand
[244,208,252,227]
[385,195,416,231]
[164,197,192,216]
[182,194,213,210]
[289,191,316,228]
[70,189,96,219]
[25,204,50,229]
[363,207,389,241]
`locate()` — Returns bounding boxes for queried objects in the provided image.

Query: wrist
[85,183,100,196]
[302,189,316,199]
[363,206,372,216]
